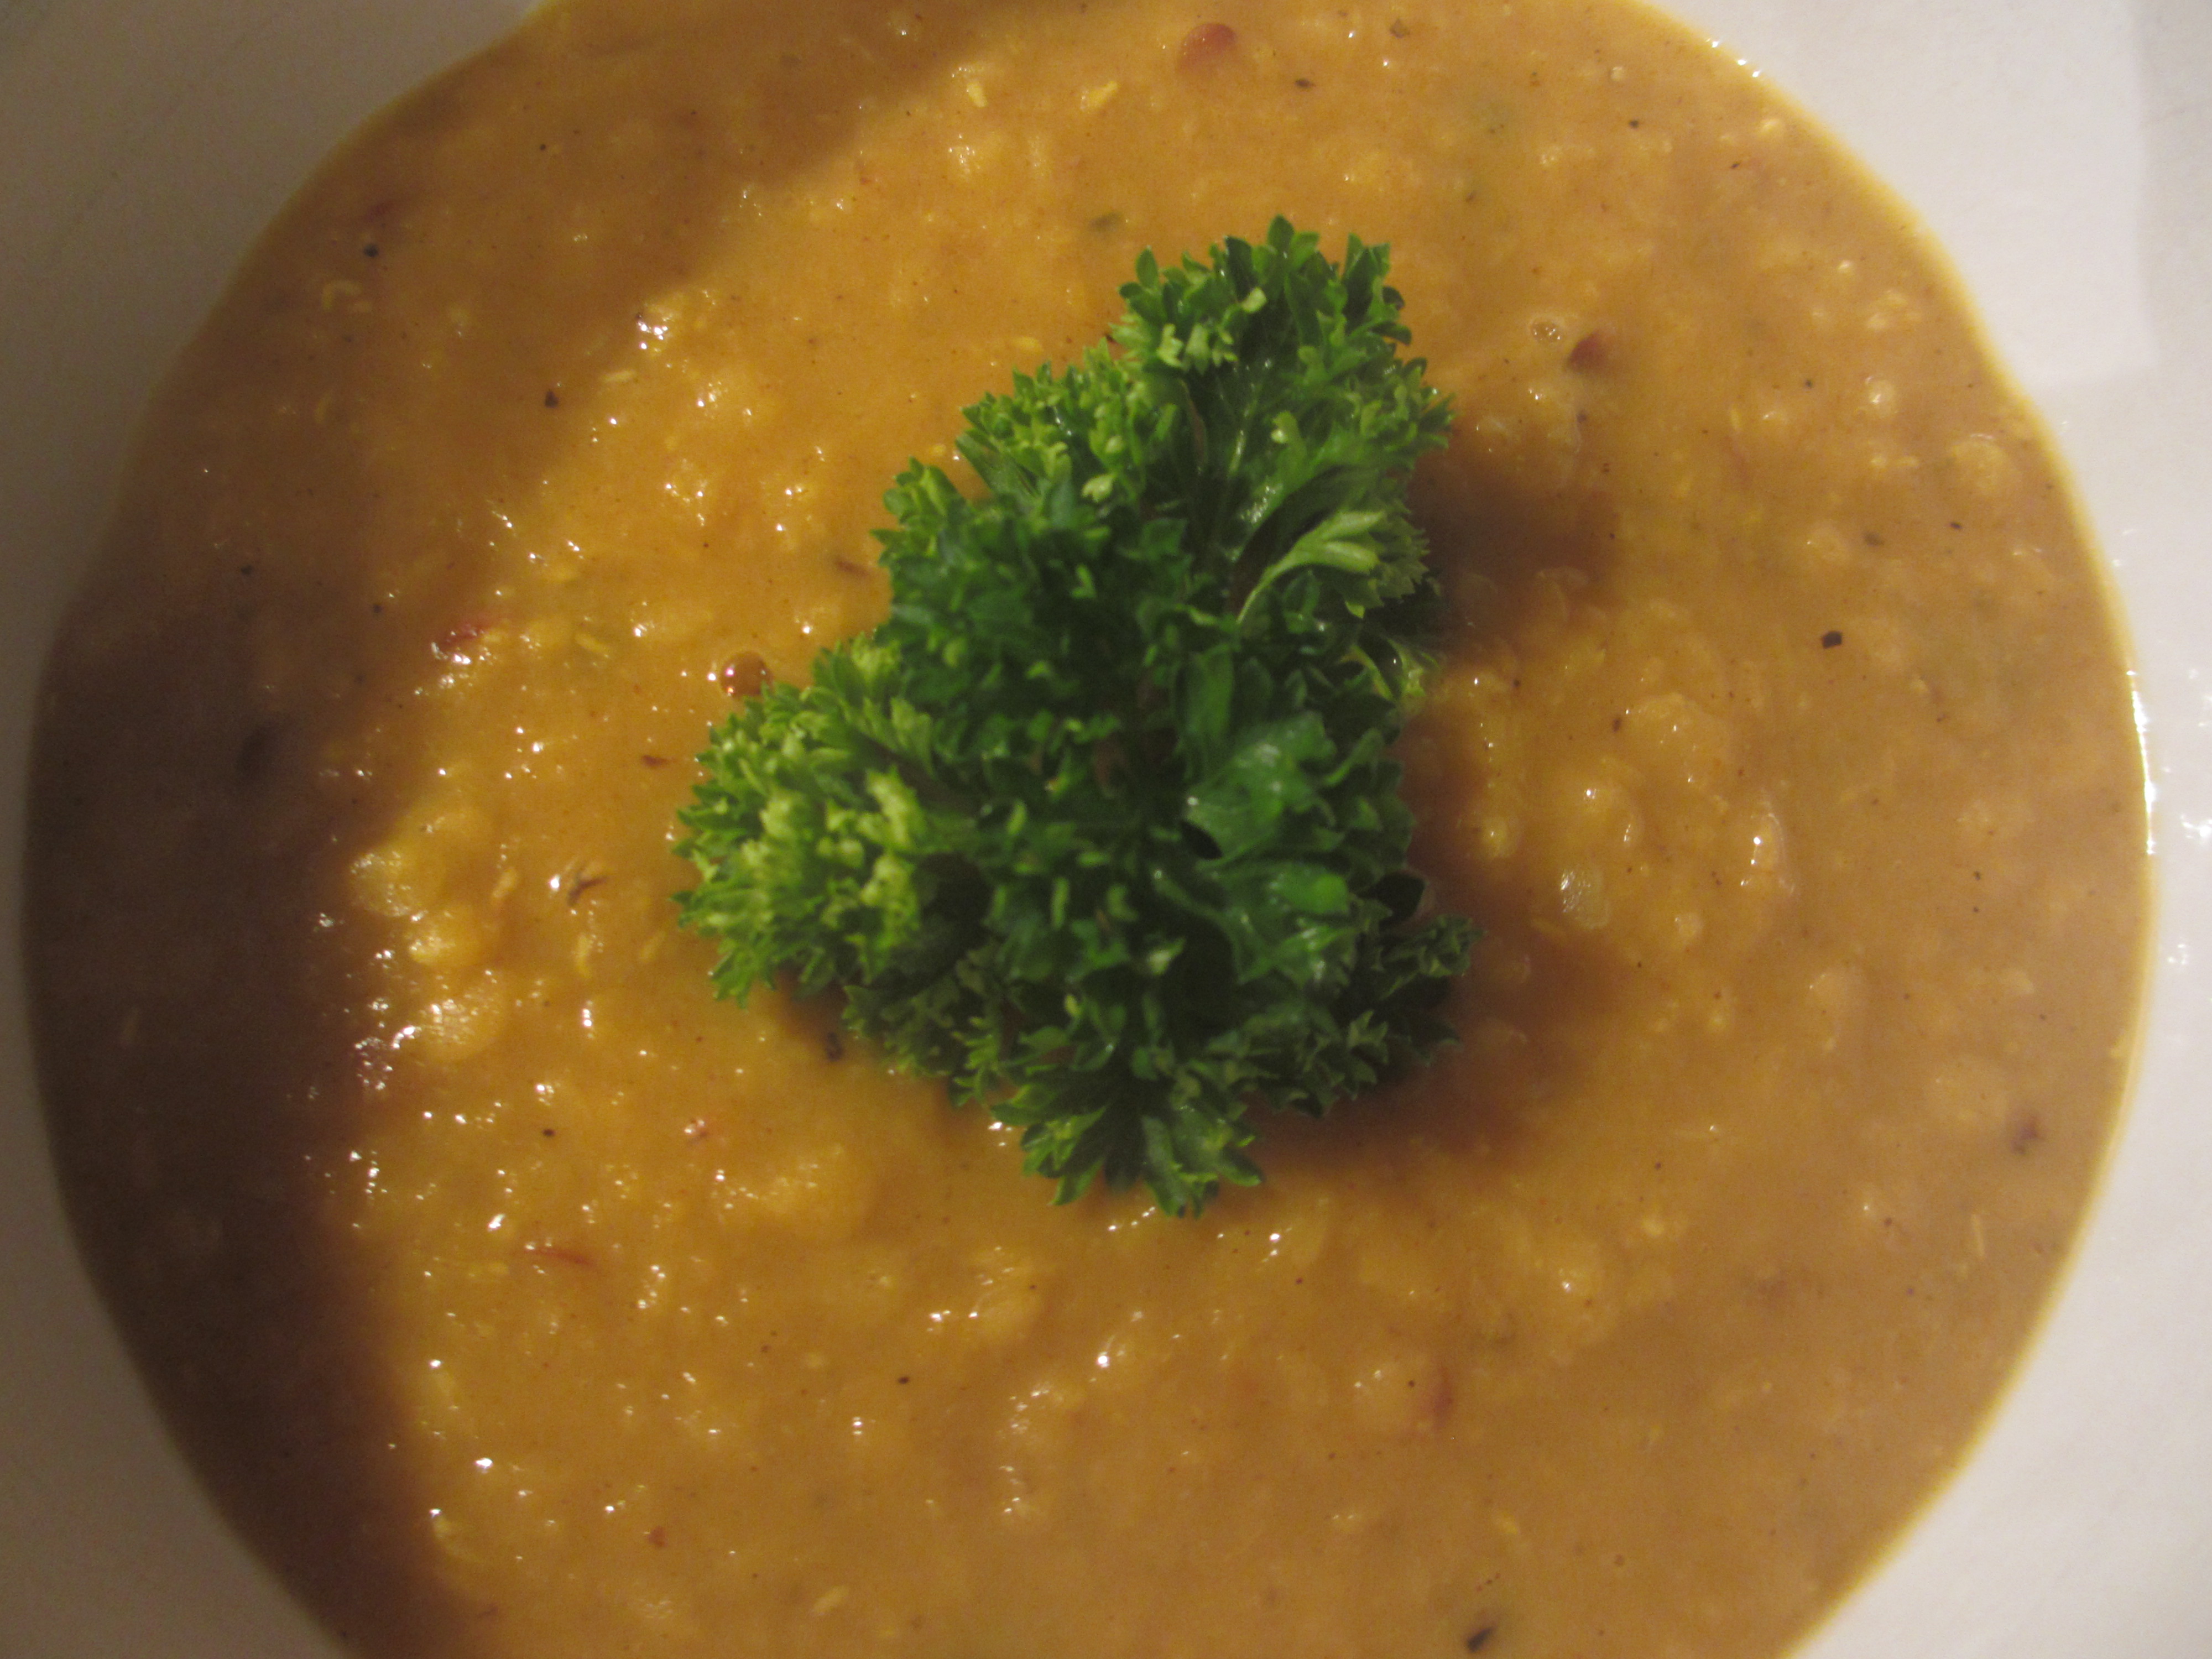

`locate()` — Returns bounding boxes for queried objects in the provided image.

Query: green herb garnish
[676,218,1473,1214]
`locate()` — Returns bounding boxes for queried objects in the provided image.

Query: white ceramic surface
[3,2,2207,1655]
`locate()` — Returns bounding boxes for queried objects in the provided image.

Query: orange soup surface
[29,2,2147,1657]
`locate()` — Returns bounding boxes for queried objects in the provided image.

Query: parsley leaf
[676,218,1473,1215]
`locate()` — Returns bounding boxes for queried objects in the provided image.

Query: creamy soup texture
[28,1,2148,1657]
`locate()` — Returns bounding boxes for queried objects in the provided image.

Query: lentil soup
[27,1,2147,1657]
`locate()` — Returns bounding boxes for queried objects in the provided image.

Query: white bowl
[4,2,2208,1653]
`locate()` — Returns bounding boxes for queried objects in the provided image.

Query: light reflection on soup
[28,1,2147,1656]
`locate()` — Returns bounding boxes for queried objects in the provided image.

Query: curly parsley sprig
[676,218,1473,1214]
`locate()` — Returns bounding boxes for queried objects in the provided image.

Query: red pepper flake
[522,1241,595,1269]
[1566,327,1613,371]
[433,615,497,662]
[718,652,772,698]
[1178,21,1237,67]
